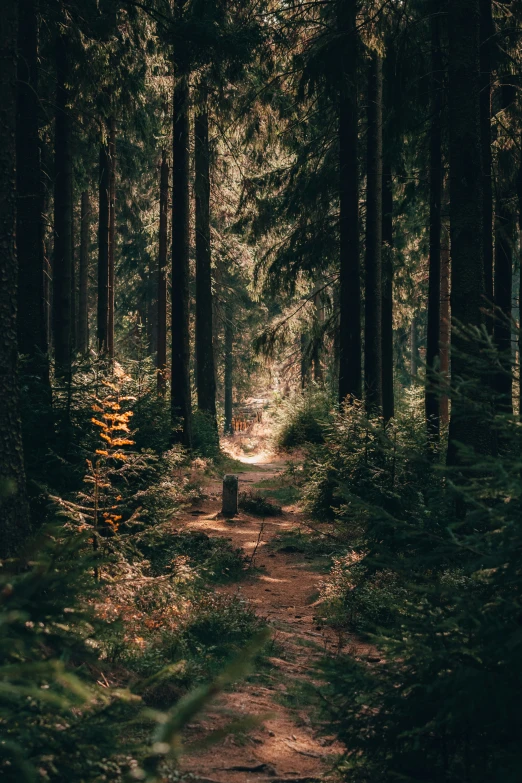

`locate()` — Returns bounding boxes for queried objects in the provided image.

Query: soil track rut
[173,457,344,783]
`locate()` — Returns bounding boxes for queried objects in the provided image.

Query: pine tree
[157,151,169,395]
[364,51,383,413]
[78,191,90,354]
[0,0,31,557]
[97,141,110,353]
[53,22,73,375]
[195,99,218,426]
[338,0,362,404]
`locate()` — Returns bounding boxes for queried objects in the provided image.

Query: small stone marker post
[222,474,238,517]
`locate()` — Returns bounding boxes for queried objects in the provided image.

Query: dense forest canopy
[2,0,522,780]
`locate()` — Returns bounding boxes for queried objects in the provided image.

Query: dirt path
[174,456,345,783]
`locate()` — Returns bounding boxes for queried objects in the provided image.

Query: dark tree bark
[493,159,514,413]
[300,332,311,389]
[97,143,110,353]
[312,293,324,383]
[440,230,451,426]
[78,191,90,354]
[480,0,494,308]
[426,10,444,445]
[70,183,76,353]
[195,104,217,424]
[382,166,394,423]
[16,0,48,364]
[518,135,522,419]
[364,51,383,414]
[338,0,361,404]
[410,316,418,379]
[108,117,116,358]
[157,151,168,395]
[224,301,233,434]
[447,0,490,463]
[171,64,192,448]
[53,28,73,375]
[0,0,31,557]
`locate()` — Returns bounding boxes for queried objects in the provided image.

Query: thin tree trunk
[171,63,192,448]
[97,143,110,353]
[312,292,324,383]
[0,0,31,556]
[78,191,90,354]
[494,164,514,413]
[364,51,383,414]
[157,151,168,394]
[300,333,311,389]
[195,104,217,423]
[447,0,490,463]
[440,230,451,426]
[410,316,418,379]
[480,0,494,308]
[224,301,233,434]
[53,29,73,376]
[70,182,76,353]
[108,117,116,358]
[382,166,394,422]
[338,0,361,404]
[518,134,522,419]
[426,10,444,445]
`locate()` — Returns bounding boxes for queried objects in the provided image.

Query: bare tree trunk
[494,154,514,413]
[157,151,168,394]
[171,62,192,448]
[53,28,73,376]
[338,0,361,404]
[364,51,383,414]
[78,191,90,354]
[410,316,418,379]
[312,292,324,383]
[440,230,451,426]
[97,142,110,353]
[108,117,116,358]
[0,0,31,556]
[382,166,394,422]
[195,103,217,424]
[426,9,444,446]
[224,301,233,434]
[16,0,48,366]
[70,181,76,354]
[447,0,491,463]
[480,0,494,309]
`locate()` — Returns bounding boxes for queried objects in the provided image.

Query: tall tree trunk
[382,166,394,422]
[480,0,494,308]
[53,28,73,376]
[312,292,324,383]
[70,182,76,353]
[410,316,418,379]
[518,134,522,419]
[494,157,514,413]
[300,333,311,389]
[0,0,31,557]
[157,151,168,395]
[16,0,48,365]
[195,104,217,424]
[426,10,444,445]
[171,64,192,448]
[364,51,383,414]
[224,301,233,434]
[447,0,490,463]
[338,0,361,404]
[97,143,110,352]
[78,191,90,354]
[108,117,116,358]
[440,230,451,426]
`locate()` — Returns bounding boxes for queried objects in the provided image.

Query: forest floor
[170,436,372,783]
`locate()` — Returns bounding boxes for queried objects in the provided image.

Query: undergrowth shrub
[311,346,522,781]
[238,490,283,516]
[192,409,220,459]
[275,388,332,449]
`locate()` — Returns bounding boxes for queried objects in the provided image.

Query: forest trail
[172,452,346,783]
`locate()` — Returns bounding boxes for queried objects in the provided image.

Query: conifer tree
[157,151,169,395]
[0,0,31,556]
